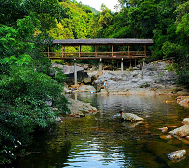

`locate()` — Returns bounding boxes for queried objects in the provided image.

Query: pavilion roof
[53,38,154,46]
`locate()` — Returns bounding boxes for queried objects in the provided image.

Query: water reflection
[12,93,189,168]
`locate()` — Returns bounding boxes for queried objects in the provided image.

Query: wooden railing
[44,51,149,60]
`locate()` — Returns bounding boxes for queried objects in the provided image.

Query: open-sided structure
[45,38,154,85]
[45,38,153,60]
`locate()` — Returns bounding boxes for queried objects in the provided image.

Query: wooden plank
[48,56,146,60]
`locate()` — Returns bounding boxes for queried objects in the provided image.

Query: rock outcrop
[94,61,179,94]
[67,97,97,117]
[51,63,88,83]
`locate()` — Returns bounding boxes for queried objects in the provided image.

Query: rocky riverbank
[94,61,187,95]
[60,60,188,95]
[65,96,98,118]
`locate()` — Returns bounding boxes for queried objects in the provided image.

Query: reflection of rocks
[168,150,186,161]
[121,113,144,122]
[122,121,143,129]
[158,127,168,133]
[160,135,172,140]
[169,125,189,137]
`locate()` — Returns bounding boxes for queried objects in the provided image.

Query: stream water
[11,93,189,168]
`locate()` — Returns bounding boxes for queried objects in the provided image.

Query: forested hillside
[93,0,189,85]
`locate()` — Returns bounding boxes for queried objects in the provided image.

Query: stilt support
[74,59,77,85]
[97,58,103,76]
[121,58,124,75]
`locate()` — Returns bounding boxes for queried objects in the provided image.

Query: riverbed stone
[168,150,186,161]
[158,127,168,133]
[121,113,144,122]
[179,98,189,108]
[176,96,189,103]
[169,125,189,137]
[83,77,91,84]
[182,118,189,125]
[67,97,97,116]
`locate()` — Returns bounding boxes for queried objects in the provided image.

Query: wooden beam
[95,45,97,57]
[128,45,130,57]
[112,45,114,57]
[144,45,146,57]
[79,45,81,57]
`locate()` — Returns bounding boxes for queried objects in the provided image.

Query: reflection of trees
[13,94,189,167]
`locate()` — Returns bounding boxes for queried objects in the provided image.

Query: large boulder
[179,98,189,108]
[51,63,88,84]
[176,96,189,103]
[67,97,97,117]
[182,118,189,125]
[121,113,144,122]
[83,77,91,84]
[77,85,96,93]
[169,125,189,137]
[168,150,186,161]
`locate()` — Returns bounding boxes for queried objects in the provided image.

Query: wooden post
[47,47,50,58]
[112,45,114,57]
[144,45,146,57]
[79,45,81,57]
[61,45,63,58]
[95,45,97,57]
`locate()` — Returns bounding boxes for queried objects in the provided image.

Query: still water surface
[13,93,189,168]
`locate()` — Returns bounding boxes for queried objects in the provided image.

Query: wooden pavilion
[45,38,153,60]
[45,38,154,84]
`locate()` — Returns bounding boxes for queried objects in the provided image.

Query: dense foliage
[91,0,189,86]
[0,0,69,164]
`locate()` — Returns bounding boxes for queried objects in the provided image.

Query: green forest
[0,0,189,164]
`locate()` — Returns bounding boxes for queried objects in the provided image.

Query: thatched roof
[53,38,154,46]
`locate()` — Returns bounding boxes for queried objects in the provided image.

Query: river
[11,93,189,168]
